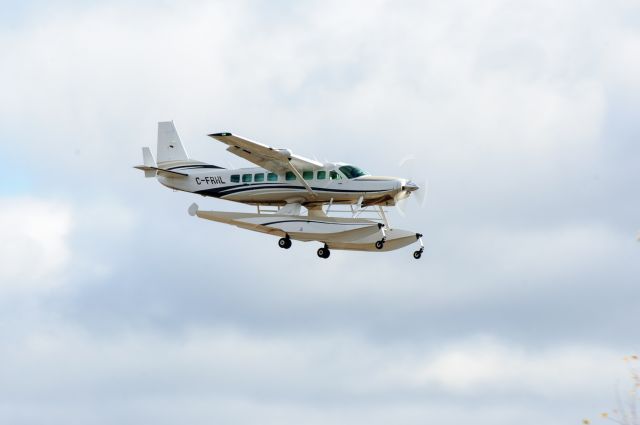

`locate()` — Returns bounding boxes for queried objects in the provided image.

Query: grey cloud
[1,0,639,424]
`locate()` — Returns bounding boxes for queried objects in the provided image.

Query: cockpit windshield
[339,165,369,179]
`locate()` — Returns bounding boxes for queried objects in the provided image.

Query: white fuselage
[156,161,404,207]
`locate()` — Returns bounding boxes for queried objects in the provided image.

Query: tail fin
[141,147,157,177]
[143,147,156,167]
[157,121,189,163]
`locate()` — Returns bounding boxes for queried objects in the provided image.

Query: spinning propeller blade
[414,179,427,207]
[396,155,428,214]
[396,197,408,217]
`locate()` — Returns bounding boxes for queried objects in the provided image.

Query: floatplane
[136,122,426,259]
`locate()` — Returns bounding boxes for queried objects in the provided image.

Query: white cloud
[2,326,623,402]
[410,337,624,398]
[0,1,638,424]
[0,0,624,170]
[0,195,135,292]
[0,324,626,425]
[461,222,625,285]
[0,197,72,289]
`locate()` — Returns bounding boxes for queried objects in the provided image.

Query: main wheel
[317,247,330,259]
[375,240,385,250]
[413,250,422,259]
[278,237,291,249]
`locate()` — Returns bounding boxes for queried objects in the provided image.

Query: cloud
[411,336,624,398]
[0,324,625,425]
[0,197,72,290]
[0,0,620,167]
[0,1,639,424]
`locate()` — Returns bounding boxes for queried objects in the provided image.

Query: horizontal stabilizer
[134,165,188,178]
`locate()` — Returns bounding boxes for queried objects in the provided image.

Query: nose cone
[402,181,420,192]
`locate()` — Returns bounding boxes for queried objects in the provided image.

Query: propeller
[414,179,428,207]
[394,155,428,214]
[395,192,409,217]
[396,197,408,217]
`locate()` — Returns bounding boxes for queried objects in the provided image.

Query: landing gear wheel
[375,240,385,250]
[317,247,330,259]
[413,250,423,259]
[278,237,292,249]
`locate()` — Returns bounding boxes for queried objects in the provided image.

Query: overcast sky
[1,1,639,424]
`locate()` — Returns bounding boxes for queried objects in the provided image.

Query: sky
[0,0,639,424]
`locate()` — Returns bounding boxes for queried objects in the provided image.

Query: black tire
[413,250,422,259]
[317,248,326,258]
[375,240,385,250]
[278,238,289,249]
[323,249,331,259]
[285,239,292,249]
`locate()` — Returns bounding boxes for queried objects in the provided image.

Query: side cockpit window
[338,165,368,179]
[231,174,240,183]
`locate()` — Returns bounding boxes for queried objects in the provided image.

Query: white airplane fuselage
[157,160,409,207]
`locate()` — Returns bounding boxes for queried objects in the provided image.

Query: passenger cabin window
[330,170,341,180]
[302,171,313,180]
[285,171,296,181]
[231,174,240,183]
[317,170,326,180]
[254,173,265,182]
[267,173,278,182]
[339,165,368,179]
[242,174,252,183]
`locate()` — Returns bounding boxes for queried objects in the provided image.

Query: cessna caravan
[136,121,425,259]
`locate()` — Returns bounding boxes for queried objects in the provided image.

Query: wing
[208,132,323,174]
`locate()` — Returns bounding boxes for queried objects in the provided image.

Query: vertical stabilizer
[142,147,156,167]
[157,121,189,163]
[141,147,157,177]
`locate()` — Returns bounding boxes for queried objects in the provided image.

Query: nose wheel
[317,244,331,259]
[413,233,424,260]
[278,236,292,249]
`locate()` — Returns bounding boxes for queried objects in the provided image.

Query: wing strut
[286,161,317,198]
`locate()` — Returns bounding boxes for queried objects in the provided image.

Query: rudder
[157,121,189,163]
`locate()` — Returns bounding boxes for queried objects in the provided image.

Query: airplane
[135,121,426,259]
